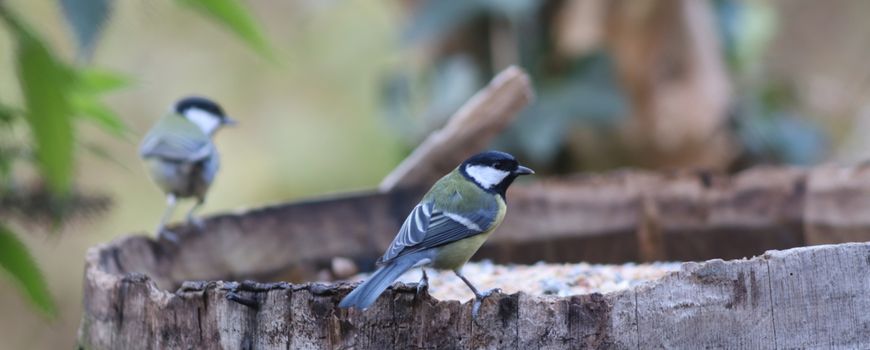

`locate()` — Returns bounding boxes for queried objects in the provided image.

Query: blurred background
[1,0,870,348]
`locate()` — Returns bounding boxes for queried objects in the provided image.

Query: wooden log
[490,166,808,264]
[96,190,418,291]
[78,232,870,349]
[804,165,870,245]
[379,65,535,192]
[77,163,870,348]
[90,163,870,295]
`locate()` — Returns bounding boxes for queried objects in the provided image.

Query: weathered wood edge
[78,238,870,349]
[90,164,870,292]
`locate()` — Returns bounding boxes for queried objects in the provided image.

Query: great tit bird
[139,96,236,242]
[339,150,533,315]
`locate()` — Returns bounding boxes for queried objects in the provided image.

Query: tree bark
[78,234,870,349]
[77,160,870,349]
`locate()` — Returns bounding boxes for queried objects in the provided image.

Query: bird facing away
[139,96,236,242]
[339,150,534,315]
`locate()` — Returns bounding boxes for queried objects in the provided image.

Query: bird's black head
[175,96,227,119]
[460,150,534,198]
[173,96,236,134]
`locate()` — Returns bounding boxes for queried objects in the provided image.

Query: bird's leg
[416,268,429,296]
[454,269,501,318]
[157,194,179,243]
[186,198,205,230]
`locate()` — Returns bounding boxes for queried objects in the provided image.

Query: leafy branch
[0,0,272,318]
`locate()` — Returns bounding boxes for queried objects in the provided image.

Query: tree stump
[76,164,870,349]
[77,230,870,349]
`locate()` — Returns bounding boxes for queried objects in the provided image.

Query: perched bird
[139,96,236,242]
[339,150,533,315]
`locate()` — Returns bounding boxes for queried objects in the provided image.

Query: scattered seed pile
[345,260,682,301]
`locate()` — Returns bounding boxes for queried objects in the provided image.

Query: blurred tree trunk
[604,0,734,170]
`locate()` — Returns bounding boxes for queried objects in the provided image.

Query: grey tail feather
[338,253,422,309]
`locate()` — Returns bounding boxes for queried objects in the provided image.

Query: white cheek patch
[465,165,509,189]
[185,108,221,135]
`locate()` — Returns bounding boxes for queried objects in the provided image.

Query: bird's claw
[471,288,502,318]
[415,269,429,298]
[158,229,180,244]
[478,288,502,298]
[415,279,429,297]
[188,217,205,231]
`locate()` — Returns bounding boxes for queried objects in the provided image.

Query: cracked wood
[79,234,870,349]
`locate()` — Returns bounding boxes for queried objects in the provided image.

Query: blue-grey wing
[139,116,213,163]
[200,152,220,184]
[139,133,213,163]
[379,201,498,264]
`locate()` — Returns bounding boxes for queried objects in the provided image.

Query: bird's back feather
[140,113,219,197]
[379,169,500,264]
[139,113,214,163]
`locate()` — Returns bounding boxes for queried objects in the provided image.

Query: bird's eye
[493,162,503,169]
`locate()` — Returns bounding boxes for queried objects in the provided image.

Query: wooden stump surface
[76,164,870,349]
[78,234,870,349]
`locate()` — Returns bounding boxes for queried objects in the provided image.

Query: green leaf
[175,0,273,59]
[59,0,113,61]
[80,141,132,171]
[0,7,77,195]
[0,103,20,125]
[0,224,56,318]
[71,95,130,138]
[75,68,132,94]
[71,68,133,137]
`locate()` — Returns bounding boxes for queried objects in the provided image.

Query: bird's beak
[222,117,238,126]
[514,165,534,175]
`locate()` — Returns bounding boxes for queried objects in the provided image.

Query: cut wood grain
[78,234,870,349]
[767,243,870,348]
[635,258,774,348]
[378,65,534,193]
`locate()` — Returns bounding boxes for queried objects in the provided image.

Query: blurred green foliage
[715,0,827,167]
[176,0,274,60]
[383,0,632,170]
[501,53,627,166]
[386,0,828,172]
[0,0,271,319]
[59,0,111,61]
[0,224,55,317]
[71,68,134,138]
[2,7,77,195]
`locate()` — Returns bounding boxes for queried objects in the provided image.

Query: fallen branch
[379,65,534,192]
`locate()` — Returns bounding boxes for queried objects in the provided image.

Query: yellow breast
[432,196,506,270]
